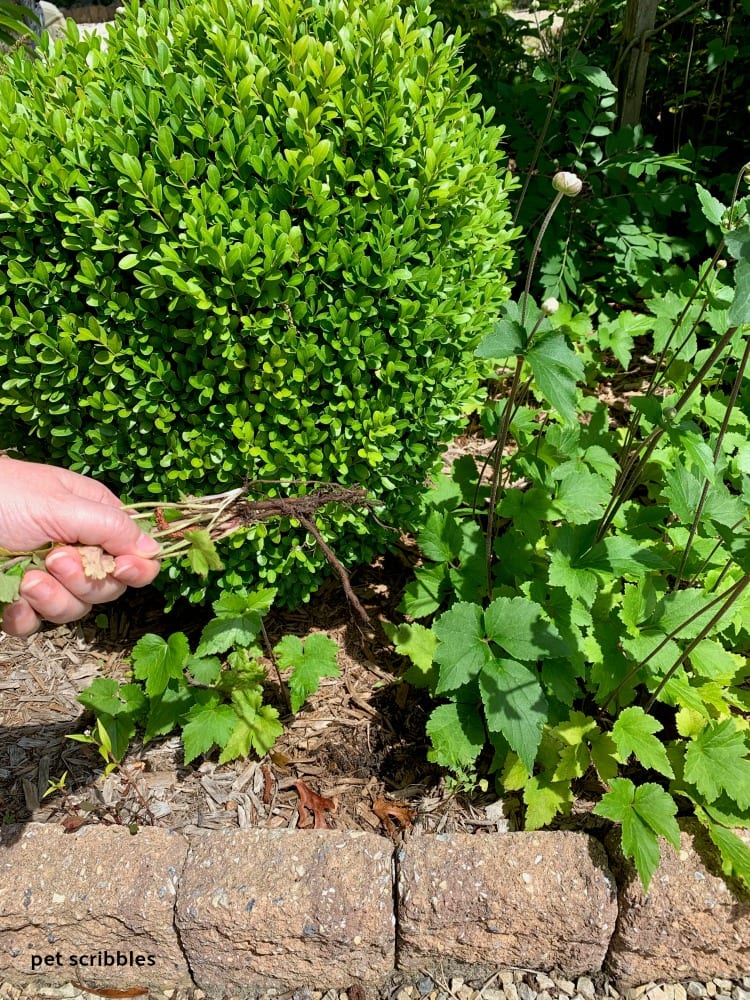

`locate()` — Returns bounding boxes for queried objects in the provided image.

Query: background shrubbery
[431,0,749,312]
[0,0,516,604]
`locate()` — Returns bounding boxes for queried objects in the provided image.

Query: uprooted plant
[0,481,374,624]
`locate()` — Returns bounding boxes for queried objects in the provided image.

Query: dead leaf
[77,546,116,580]
[372,797,416,837]
[293,779,336,829]
[72,982,148,998]
[61,814,90,832]
[261,764,273,805]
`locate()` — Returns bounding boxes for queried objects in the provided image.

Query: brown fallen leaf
[261,764,273,805]
[72,982,148,998]
[293,779,337,829]
[61,814,90,832]
[77,545,117,580]
[372,797,416,838]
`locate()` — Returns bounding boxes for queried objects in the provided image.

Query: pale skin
[0,456,161,638]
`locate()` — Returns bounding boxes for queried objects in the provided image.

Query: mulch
[0,544,507,841]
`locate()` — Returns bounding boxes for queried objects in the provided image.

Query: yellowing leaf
[523,774,573,830]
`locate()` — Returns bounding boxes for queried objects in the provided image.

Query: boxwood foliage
[0,0,517,605]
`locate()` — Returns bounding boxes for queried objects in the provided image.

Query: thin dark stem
[687,518,747,589]
[673,331,750,588]
[644,574,750,713]
[603,575,746,711]
[596,323,739,542]
[485,356,524,595]
[260,620,291,713]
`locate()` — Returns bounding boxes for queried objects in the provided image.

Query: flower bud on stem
[486,172,582,591]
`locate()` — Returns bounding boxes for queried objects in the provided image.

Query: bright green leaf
[526,332,585,423]
[704,821,750,892]
[78,678,147,718]
[684,719,750,809]
[185,655,223,685]
[696,183,727,227]
[143,679,194,742]
[132,632,190,697]
[184,528,224,576]
[553,468,611,524]
[434,602,494,693]
[425,701,485,773]
[729,259,750,324]
[275,632,340,713]
[611,706,674,777]
[594,778,680,891]
[0,569,23,605]
[399,562,450,619]
[182,698,238,765]
[475,317,526,359]
[418,509,464,562]
[218,688,283,763]
[523,773,573,829]
[484,596,568,662]
[197,610,263,656]
[382,620,438,689]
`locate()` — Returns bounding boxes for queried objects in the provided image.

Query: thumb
[47,499,161,558]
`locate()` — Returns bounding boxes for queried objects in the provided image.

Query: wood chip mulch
[0,552,512,840]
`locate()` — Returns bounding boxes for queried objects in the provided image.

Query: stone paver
[0,824,190,988]
[3,823,750,995]
[396,832,617,976]
[606,824,750,988]
[175,828,394,993]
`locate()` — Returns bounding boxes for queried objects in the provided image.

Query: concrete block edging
[1,823,749,995]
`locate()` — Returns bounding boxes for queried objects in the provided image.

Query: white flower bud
[716,258,728,270]
[552,171,583,197]
[542,296,559,316]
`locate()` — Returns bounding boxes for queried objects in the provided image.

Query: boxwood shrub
[0,0,517,604]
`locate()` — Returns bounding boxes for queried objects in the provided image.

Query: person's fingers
[53,464,124,509]
[1,597,42,637]
[44,548,128,604]
[46,499,161,558]
[112,554,162,588]
[0,551,160,637]
[18,569,93,624]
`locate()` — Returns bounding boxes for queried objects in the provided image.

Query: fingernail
[45,550,77,574]
[136,535,161,558]
[113,565,142,586]
[20,575,54,600]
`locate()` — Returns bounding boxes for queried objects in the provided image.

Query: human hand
[0,457,161,637]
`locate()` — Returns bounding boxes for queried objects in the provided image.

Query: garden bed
[0,548,506,838]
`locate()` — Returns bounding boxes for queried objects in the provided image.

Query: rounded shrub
[0,0,517,604]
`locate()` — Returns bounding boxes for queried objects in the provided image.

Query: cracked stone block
[397,832,617,976]
[0,823,191,988]
[606,823,750,989]
[176,829,394,994]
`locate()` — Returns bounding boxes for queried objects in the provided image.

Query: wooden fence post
[618,0,659,128]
